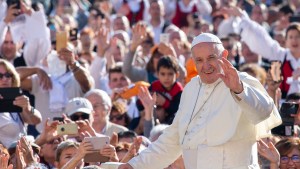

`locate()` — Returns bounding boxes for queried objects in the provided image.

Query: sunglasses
[110,114,125,121]
[0,72,13,79]
[70,113,90,121]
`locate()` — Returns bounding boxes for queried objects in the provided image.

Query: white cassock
[128,72,282,169]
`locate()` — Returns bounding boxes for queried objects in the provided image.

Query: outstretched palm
[217,57,243,93]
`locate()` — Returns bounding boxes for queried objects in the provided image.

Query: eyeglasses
[110,114,125,121]
[280,155,300,164]
[0,72,12,79]
[70,113,90,121]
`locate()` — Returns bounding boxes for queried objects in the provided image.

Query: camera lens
[61,127,65,132]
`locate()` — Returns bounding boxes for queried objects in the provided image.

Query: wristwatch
[69,61,80,72]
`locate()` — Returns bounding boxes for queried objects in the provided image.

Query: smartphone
[69,28,78,41]
[57,123,78,136]
[289,16,300,23]
[270,61,282,82]
[56,31,69,52]
[160,33,170,44]
[0,87,23,112]
[279,102,299,125]
[83,136,110,163]
[7,0,20,9]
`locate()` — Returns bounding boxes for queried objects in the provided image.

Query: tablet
[0,87,23,112]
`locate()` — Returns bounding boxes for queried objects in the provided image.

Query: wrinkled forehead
[191,42,222,58]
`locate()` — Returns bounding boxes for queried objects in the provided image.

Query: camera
[280,102,299,125]
[57,123,78,136]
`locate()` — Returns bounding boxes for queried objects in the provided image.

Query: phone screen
[0,87,23,112]
[56,31,68,52]
[270,61,282,82]
[160,33,170,44]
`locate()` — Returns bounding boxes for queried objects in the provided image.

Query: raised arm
[226,7,286,61]
[122,23,148,82]
[58,47,94,93]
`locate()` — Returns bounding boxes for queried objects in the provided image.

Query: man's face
[109,72,129,89]
[86,94,108,123]
[192,43,223,84]
[113,17,126,31]
[149,1,164,20]
[1,32,17,61]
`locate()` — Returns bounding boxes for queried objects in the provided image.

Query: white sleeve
[89,56,107,89]
[232,72,275,124]
[128,118,182,169]
[196,0,212,16]
[23,10,51,66]
[238,12,286,61]
[128,89,185,169]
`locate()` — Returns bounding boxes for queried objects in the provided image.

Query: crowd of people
[0,0,300,168]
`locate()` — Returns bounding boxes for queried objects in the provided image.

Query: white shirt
[0,10,50,66]
[31,74,84,132]
[238,12,300,69]
[0,113,25,148]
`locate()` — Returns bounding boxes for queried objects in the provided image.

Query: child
[149,56,183,124]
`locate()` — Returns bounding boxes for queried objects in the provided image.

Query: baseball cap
[65,97,93,116]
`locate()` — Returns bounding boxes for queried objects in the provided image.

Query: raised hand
[110,132,119,147]
[96,27,110,56]
[58,47,77,66]
[36,68,52,90]
[120,137,143,163]
[138,86,156,120]
[158,42,177,58]
[13,95,31,112]
[19,137,36,165]
[217,57,243,94]
[257,139,280,167]
[130,23,147,52]
[0,154,13,169]
[76,120,97,137]
[219,6,244,17]
[100,144,119,162]
[35,118,60,146]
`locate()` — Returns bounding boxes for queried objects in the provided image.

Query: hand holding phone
[270,61,282,82]
[83,136,110,162]
[0,87,23,112]
[56,31,69,52]
[57,123,78,136]
[160,33,170,44]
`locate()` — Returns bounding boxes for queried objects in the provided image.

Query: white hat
[65,97,93,116]
[191,33,222,48]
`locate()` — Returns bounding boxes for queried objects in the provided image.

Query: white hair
[214,43,225,57]
[84,89,112,111]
